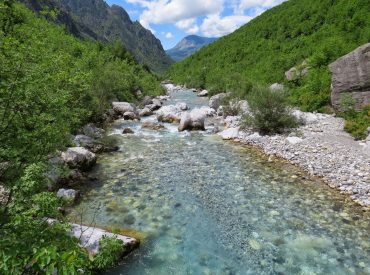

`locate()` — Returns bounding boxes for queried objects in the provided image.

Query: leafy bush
[0,164,89,275]
[341,105,370,140]
[242,87,299,134]
[92,237,125,271]
[0,2,160,273]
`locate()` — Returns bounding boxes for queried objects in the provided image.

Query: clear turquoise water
[70,91,370,275]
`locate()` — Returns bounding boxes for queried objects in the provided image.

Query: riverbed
[69,90,370,275]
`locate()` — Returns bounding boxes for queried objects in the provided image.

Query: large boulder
[145,98,162,112]
[199,106,216,117]
[61,147,97,171]
[329,43,370,110]
[80,123,104,139]
[139,107,153,117]
[156,105,182,123]
[178,112,192,132]
[112,102,137,116]
[178,108,206,131]
[74,135,118,154]
[123,111,138,120]
[141,95,153,106]
[209,93,229,110]
[70,223,138,255]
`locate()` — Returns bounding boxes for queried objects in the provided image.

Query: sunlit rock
[61,147,97,171]
[112,102,137,116]
[198,90,209,97]
[219,127,239,140]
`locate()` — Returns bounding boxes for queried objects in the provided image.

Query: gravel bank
[219,112,370,207]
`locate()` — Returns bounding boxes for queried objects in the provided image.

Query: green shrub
[341,105,370,140]
[242,87,299,134]
[92,237,125,270]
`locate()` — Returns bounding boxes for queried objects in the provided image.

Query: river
[69,90,370,275]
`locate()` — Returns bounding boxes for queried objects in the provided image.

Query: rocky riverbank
[219,113,370,207]
[163,83,370,208]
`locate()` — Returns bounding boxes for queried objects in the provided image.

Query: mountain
[167,0,370,112]
[166,35,218,61]
[21,0,173,74]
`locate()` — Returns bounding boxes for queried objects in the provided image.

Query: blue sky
[106,0,286,50]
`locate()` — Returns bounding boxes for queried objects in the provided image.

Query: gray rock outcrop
[70,223,138,255]
[329,43,370,110]
[209,93,229,110]
[61,147,97,171]
[112,102,137,116]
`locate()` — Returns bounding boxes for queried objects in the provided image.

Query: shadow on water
[69,91,370,275]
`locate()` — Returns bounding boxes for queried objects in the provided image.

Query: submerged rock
[122,128,134,134]
[176,102,189,111]
[142,121,165,131]
[61,147,97,171]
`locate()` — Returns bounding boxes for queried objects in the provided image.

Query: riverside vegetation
[167,0,370,138]
[0,0,163,273]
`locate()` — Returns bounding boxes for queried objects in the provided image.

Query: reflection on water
[69,91,370,275]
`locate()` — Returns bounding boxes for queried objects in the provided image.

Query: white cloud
[165,32,174,38]
[200,14,253,37]
[175,18,199,34]
[125,0,286,37]
[126,0,224,31]
[236,0,286,13]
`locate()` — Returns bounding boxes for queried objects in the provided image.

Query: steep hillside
[168,0,370,111]
[1,1,163,272]
[166,35,217,61]
[21,0,173,73]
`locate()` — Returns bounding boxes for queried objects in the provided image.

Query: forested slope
[0,1,162,272]
[21,0,174,73]
[168,0,370,112]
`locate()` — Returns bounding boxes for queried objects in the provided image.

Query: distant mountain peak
[166,35,218,61]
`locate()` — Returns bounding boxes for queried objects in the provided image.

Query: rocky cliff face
[329,43,370,110]
[21,0,173,73]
